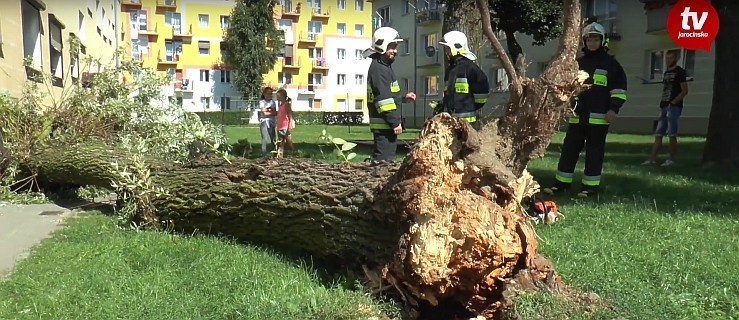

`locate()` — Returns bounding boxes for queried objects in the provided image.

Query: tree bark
[702,0,739,169]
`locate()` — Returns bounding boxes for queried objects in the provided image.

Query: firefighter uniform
[438,31,490,126]
[364,27,407,162]
[546,21,628,197]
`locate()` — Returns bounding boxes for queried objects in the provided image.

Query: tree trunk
[702,0,739,169]
[22,1,587,318]
[24,115,561,319]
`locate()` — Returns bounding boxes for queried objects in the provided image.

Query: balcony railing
[416,9,441,25]
[172,24,193,38]
[156,0,177,9]
[121,0,142,8]
[158,50,179,64]
[312,59,329,70]
[174,79,192,91]
[299,31,319,43]
[282,57,301,68]
[136,23,158,36]
[311,6,330,18]
[281,5,301,18]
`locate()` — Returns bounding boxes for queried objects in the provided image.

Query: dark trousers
[555,123,609,187]
[372,129,398,162]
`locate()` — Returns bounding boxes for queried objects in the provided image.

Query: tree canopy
[489,0,563,64]
[222,0,284,99]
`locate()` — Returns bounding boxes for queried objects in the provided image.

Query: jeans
[259,118,276,153]
[654,105,683,137]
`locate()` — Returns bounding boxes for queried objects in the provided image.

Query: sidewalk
[0,203,76,278]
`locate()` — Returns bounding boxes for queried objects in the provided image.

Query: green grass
[0,213,399,320]
[1,125,738,319]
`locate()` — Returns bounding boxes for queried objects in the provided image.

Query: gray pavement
[0,203,76,279]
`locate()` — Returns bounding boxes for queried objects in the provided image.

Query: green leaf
[321,129,326,136]
[346,152,357,161]
[332,137,348,145]
[341,142,357,151]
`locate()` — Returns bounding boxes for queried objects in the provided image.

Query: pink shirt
[276,100,292,131]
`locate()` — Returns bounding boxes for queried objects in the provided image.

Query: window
[309,73,323,85]
[355,74,364,85]
[49,15,64,85]
[70,35,80,80]
[648,48,695,81]
[130,9,148,32]
[337,23,346,35]
[355,0,364,11]
[402,1,411,15]
[489,68,509,91]
[309,47,323,59]
[374,6,390,31]
[308,21,322,35]
[220,70,231,83]
[198,41,210,54]
[337,99,347,110]
[200,69,210,81]
[400,78,409,92]
[201,97,211,108]
[220,15,230,29]
[22,0,43,73]
[199,14,209,27]
[423,33,438,50]
[278,71,293,84]
[400,39,409,55]
[355,24,364,36]
[354,99,364,111]
[337,0,345,9]
[426,76,439,95]
[585,0,617,20]
[337,74,346,85]
[78,11,86,44]
[220,96,231,110]
[337,48,346,59]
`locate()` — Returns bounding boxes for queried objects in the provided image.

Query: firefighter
[543,20,628,198]
[438,30,490,127]
[364,27,416,163]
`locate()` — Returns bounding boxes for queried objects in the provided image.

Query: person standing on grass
[258,87,277,155]
[364,27,416,163]
[275,88,296,155]
[642,50,689,167]
[542,19,628,198]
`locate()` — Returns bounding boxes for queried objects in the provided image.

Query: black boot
[577,185,600,198]
[542,181,571,195]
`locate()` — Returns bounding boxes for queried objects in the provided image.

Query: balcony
[299,31,319,43]
[417,46,441,68]
[158,50,179,65]
[121,0,142,9]
[174,79,193,92]
[311,6,330,19]
[156,0,177,10]
[282,56,301,68]
[172,24,193,38]
[416,9,441,25]
[645,2,672,33]
[137,23,158,36]
[312,59,329,70]
[281,5,301,19]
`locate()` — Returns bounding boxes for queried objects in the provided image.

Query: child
[258,87,277,155]
[275,88,296,156]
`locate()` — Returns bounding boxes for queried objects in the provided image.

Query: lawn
[0,124,737,320]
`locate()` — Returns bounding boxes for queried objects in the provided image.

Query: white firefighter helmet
[363,27,404,58]
[439,30,477,61]
[582,21,608,47]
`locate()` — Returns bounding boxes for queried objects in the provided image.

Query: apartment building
[264,0,373,115]
[369,0,716,135]
[120,0,238,112]
[0,0,120,101]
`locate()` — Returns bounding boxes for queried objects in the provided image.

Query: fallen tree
[19,0,589,318]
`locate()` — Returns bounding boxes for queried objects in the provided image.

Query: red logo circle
[666,0,719,52]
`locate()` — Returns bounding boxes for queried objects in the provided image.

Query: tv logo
[667,0,719,52]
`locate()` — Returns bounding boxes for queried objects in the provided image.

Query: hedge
[193,110,366,126]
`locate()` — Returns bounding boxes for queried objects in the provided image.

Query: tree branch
[541,0,582,80]
[475,0,522,96]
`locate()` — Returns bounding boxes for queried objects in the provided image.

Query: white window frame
[337,23,346,35]
[647,48,695,82]
[425,75,439,95]
[337,48,346,59]
[309,73,323,85]
[354,24,364,36]
[337,74,346,85]
[354,74,364,85]
[199,14,209,28]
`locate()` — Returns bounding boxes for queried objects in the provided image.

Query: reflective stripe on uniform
[376,97,397,113]
[453,112,477,123]
[473,93,488,104]
[592,69,608,86]
[555,171,574,183]
[582,175,601,186]
[454,77,469,93]
[589,112,608,125]
[369,117,391,129]
[610,88,627,101]
[390,80,400,93]
[568,117,579,124]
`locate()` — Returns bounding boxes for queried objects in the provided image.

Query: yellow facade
[0,0,119,102]
[267,0,373,112]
